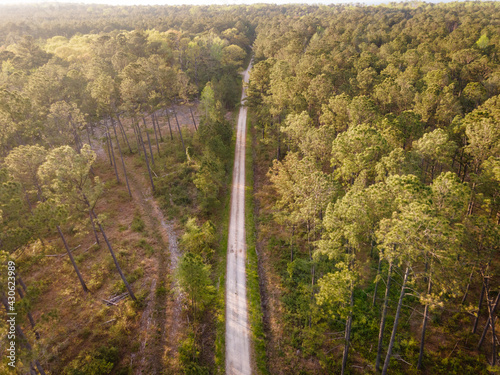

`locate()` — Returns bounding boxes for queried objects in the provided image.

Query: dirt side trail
[225,61,252,375]
[121,151,183,375]
[90,121,183,374]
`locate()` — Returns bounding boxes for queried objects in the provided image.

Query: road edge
[245,114,270,375]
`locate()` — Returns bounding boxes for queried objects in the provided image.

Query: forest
[0,1,499,375]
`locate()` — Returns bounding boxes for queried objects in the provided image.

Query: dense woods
[0,2,499,375]
[247,2,500,374]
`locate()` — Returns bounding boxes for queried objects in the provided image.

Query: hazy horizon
[0,0,470,6]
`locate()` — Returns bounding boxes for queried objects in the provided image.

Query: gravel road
[225,60,252,375]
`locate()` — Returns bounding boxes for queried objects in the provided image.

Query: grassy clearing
[246,116,269,374]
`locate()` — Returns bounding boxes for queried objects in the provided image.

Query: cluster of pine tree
[0,4,252,373]
[247,2,500,374]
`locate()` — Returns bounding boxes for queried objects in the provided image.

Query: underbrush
[246,118,269,374]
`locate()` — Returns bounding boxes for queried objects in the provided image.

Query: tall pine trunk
[56,225,88,292]
[153,113,163,141]
[106,126,120,183]
[141,118,155,166]
[417,275,432,369]
[115,114,132,153]
[16,286,40,339]
[105,129,113,166]
[173,107,186,152]
[89,210,100,245]
[145,116,160,157]
[17,326,45,374]
[79,187,136,302]
[166,110,174,140]
[1,295,46,374]
[462,267,475,305]
[69,118,83,152]
[190,106,198,131]
[467,173,478,216]
[91,210,136,301]
[137,124,156,193]
[473,278,486,333]
[111,118,132,198]
[485,279,497,365]
[132,118,140,150]
[478,292,500,349]
[376,262,393,372]
[341,285,355,375]
[16,274,28,292]
[373,258,382,307]
[382,266,409,375]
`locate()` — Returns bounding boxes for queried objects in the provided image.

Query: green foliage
[127,266,144,284]
[213,73,241,109]
[130,212,145,232]
[282,111,336,162]
[269,152,335,229]
[64,346,119,375]
[180,217,216,260]
[199,82,217,123]
[221,44,246,69]
[331,123,389,185]
[0,171,33,251]
[476,34,490,50]
[245,123,269,374]
[4,144,47,194]
[193,153,225,210]
[317,266,355,320]
[137,238,155,255]
[177,252,215,318]
[179,330,210,375]
[155,161,194,219]
[38,145,102,224]
[431,172,470,222]
[463,98,500,169]
[193,95,233,212]
[155,282,167,297]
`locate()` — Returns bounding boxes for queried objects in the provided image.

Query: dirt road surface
[225,61,252,375]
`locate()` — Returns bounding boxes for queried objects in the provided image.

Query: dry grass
[6,104,200,374]
[11,160,150,372]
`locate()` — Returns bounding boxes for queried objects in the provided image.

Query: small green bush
[127,267,144,284]
[155,282,167,297]
[131,212,145,232]
[137,238,155,255]
[63,346,119,375]
[179,331,210,375]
